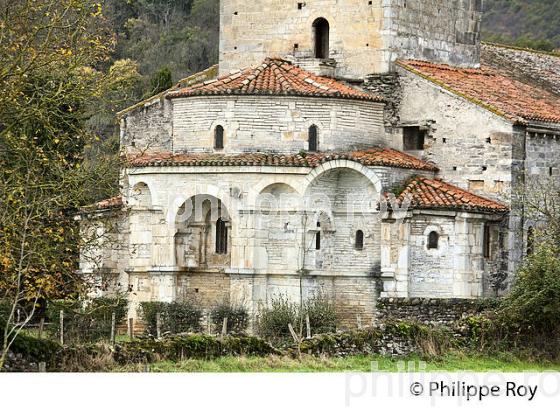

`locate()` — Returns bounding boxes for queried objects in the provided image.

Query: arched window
[308,125,318,152]
[313,18,330,59]
[216,218,228,254]
[214,125,224,150]
[355,230,364,250]
[427,231,439,250]
[527,227,535,255]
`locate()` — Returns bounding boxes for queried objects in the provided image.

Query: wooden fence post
[128,317,134,339]
[59,310,64,345]
[38,318,45,340]
[38,362,46,373]
[306,314,311,339]
[156,312,161,339]
[221,317,228,337]
[110,312,116,344]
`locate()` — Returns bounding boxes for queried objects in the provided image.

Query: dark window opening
[308,125,318,151]
[483,224,491,258]
[315,221,321,250]
[355,230,364,250]
[216,218,228,254]
[214,125,224,150]
[313,18,330,59]
[527,227,535,256]
[427,231,439,249]
[403,126,426,151]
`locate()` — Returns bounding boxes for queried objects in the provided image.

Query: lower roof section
[126,148,439,172]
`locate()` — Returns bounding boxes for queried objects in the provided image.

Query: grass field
[115,353,560,373]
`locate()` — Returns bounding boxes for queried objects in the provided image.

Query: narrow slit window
[483,224,491,258]
[308,125,318,152]
[216,218,228,254]
[214,125,224,150]
[355,230,364,250]
[315,221,321,250]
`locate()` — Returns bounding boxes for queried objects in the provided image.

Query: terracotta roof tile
[396,177,508,213]
[167,58,383,102]
[128,149,438,172]
[398,59,560,125]
[84,196,123,211]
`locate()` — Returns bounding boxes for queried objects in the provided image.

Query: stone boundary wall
[376,297,496,326]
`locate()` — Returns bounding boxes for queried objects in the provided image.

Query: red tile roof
[396,177,508,213]
[167,58,383,102]
[83,196,123,212]
[127,149,438,171]
[398,60,560,125]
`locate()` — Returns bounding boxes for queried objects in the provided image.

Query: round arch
[300,160,383,196]
[130,181,154,209]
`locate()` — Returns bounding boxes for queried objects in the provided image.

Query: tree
[0,0,137,369]
[149,66,173,96]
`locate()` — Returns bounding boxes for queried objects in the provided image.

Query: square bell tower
[219,0,483,80]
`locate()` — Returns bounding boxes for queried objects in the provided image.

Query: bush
[113,335,279,364]
[139,301,203,336]
[256,293,340,344]
[256,295,300,344]
[210,303,249,334]
[46,297,128,343]
[304,291,338,335]
[8,332,61,368]
[499,242,560,335]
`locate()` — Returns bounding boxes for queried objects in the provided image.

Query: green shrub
[256,295,300,344]
[139,301,202,336]
[46,297,128,343]
[113,334,278,364]
[499,242,560,335]
[256,293,340,344]
[8,332,61,368]
[304,291,338,335]
[210,302,249,334]
[139,301,169,336]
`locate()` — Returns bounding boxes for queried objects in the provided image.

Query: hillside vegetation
[483,0,560,51]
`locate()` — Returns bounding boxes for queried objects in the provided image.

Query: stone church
[81,0,560,327]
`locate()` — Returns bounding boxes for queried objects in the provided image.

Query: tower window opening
[313,18,330,59]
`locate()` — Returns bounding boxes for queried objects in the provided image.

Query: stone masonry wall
[386,0,482,69]
[376,297,493,326]
[397,67,515,202]
[172,96,386,154]
[120,98,173,155]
